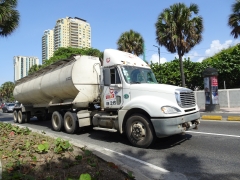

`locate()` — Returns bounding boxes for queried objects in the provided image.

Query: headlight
[161,106,181,114]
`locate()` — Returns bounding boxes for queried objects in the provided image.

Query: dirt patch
[0,122,135,180]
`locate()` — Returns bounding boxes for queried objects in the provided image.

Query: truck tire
[13,110,18,123]
[125,114,155,148]
[18,111,26,124]
[37,115,43,121]
[25,112,31,123]
[64,112,78,134]
[52,111,64,131]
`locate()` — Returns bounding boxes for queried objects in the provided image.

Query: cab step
[93,127,117,132]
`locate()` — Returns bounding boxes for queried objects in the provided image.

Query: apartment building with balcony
[42,29,54,62]
[54,17,91,51]
[13,56,39,81]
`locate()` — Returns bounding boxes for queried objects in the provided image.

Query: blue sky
[0,0,239,86]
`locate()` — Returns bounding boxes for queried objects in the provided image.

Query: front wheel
[64,112,78,134]
[125,114,155,148]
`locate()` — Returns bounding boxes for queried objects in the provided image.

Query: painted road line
[104,148,169,173]
[188,131,240,138]
[201,115,222,120]
[227,116,240,121]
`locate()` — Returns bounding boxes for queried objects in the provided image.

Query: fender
[122,95,184,117]
[118,95,186,133]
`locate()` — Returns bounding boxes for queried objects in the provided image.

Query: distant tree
[117,29,144,56]
[228,0,240,38]
[202,44,240,89]
[155,3,203,87]
[28,64,42,75]
[0,81,15,102]
[0,0,20,37]
[151,58,203,90]
[42,47,103,68]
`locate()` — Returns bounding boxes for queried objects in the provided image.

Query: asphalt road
[1,111,240,180]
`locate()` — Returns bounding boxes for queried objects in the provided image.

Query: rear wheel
[13,110,18,123]
[37,115,43,121]
[25,112,31,123]
[64,112,78,134]
[52,111,64,131]
[125,114,155,148]
[18,111,26,124]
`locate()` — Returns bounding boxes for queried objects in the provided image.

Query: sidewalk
[200,107,240,121]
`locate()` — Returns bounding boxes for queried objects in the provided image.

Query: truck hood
[130,83,188,94]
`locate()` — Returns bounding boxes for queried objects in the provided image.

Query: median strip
[201,115,222,120]
[227,116,240,121]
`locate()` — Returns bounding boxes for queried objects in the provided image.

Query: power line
[145,48,210,57]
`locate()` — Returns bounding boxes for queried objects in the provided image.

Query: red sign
[211,76,218,86]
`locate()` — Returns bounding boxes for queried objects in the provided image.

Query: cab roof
[103,49,150,68]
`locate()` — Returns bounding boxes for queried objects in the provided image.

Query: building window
[21,58,23,78]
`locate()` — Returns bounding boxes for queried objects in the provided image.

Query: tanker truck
[13,49,200,148]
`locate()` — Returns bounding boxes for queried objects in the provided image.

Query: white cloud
[205,39,240,57]
[187,51,199,60]
[197,57,204,62]
[189,39,240,62]
[150,54,167,64]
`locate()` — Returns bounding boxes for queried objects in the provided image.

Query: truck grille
[179,91,195,107]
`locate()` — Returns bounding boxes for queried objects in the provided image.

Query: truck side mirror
[103,68,111,86]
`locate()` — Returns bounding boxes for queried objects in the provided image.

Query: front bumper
[151,111,200,138]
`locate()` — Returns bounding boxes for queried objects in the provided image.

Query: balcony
[70,30,78,33]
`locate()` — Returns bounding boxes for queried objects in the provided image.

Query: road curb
[227,116,240,121]
[201,115,240,121]
[201,115,222,120]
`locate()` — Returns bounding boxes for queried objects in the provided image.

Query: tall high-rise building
[42,29,54,62]
[13,56,39,82]
[54,17,91,51]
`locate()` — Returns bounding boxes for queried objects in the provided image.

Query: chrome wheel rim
[131,121,146,140]
[65,116,73,130]
[53,115,59,127]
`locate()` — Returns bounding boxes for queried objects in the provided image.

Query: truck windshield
[121,66,158,84]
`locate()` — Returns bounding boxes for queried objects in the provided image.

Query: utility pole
[153,45,161,83]
[143,43,146,62]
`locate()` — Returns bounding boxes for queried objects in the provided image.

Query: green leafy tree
[202,44,240,89]
[0,0,20,37]
[228,0,240,38]
[155,3,203,87]
[117,29,144,56]
[28,47,103,75]
[42,47,103,68]
[28,64,42,75]
[0,81,15,102]
[151,58,203,90]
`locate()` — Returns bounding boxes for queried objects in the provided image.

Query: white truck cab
[97,49,200,147]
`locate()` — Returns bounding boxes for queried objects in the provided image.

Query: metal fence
[194,89,240,109]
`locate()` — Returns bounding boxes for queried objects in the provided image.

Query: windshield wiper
[131,81,141,84]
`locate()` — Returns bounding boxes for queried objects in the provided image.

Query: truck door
[103,67,123,109]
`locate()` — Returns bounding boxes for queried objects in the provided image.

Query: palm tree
[228,0,240,38]
[155,3,203,87]
[117,29,144,56]
[0,0,20,37]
